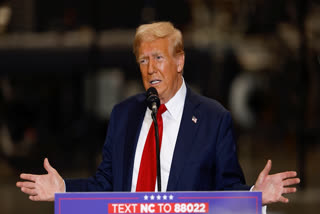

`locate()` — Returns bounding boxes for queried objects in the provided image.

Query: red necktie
[136,104,167,191]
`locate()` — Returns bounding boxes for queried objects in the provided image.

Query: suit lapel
[167,87,201,191]
[122,95,146,191]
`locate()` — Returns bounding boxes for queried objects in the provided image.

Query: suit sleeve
[215,111,250,191]
[64,107,117,192]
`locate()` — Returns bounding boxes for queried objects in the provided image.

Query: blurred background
[0,0,319,213]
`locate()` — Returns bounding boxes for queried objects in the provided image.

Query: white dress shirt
[131,79,187,192]
[130,79,267,214]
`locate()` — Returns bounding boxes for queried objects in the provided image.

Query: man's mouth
[150,80,161,85]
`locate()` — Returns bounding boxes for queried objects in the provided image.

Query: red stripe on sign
[108,202,209,213]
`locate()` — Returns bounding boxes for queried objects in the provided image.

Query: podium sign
[55,191,261,214]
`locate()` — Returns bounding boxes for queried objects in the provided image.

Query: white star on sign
[163,195,167,200]
[150,195,155,200]
[144,195,148,200]
[169,195,174,200]
[157,195,161,200]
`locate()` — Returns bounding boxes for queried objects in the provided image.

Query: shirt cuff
[251,185,267,214]
[63,179,66,192]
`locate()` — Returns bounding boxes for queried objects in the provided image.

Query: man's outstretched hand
[253,160,300,205]
[16,158,65,201]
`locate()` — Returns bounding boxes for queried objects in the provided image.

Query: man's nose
[147,59,156,74]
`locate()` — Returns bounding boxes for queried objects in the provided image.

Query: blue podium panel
[55,191,262,214]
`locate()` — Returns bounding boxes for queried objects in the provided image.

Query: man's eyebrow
[138,55,146,60]
[138,51,163,59]
[151,52,162,56]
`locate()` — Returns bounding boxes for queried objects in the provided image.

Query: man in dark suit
[16,22,299,208]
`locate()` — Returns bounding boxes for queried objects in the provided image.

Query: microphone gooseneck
[145,87,162,192]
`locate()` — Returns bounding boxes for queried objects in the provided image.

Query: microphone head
[146,87,160,111]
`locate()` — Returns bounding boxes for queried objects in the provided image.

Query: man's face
[138,38,184,104]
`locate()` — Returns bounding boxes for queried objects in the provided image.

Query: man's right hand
[16,158,65,201]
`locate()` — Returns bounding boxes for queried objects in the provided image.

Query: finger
[279,171,297,180]
[283,178,300,186]
[20,173,38,182]
[29,195,37,201]
[44,158,56,174]
[279,196,289,203]
[259,159,272,178]
[30,195,54,202]
[283,187,297,194]
[21,187,37,196]
[16,181,24,187]
[16,181,36,189]
[29,195,41,201]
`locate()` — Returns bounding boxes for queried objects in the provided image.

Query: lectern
[55,191,262,214]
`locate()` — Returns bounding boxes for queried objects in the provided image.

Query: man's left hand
[253,160,300,205]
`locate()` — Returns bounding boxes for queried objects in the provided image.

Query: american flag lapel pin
[192,116,197,124]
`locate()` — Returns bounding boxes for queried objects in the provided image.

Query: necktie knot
[157,104,167,116]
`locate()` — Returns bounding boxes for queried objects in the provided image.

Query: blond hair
[133,22,184,59]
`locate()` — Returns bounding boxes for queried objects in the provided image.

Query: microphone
[146,87,160,114]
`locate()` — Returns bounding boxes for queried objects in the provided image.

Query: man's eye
[139,59,147,64]
[156,55,163,60]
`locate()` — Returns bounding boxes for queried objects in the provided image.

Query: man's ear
[176,53,185,73]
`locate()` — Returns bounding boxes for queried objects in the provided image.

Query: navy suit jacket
[65,87,250,192]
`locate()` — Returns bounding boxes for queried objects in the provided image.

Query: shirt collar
[164,78,187,121]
